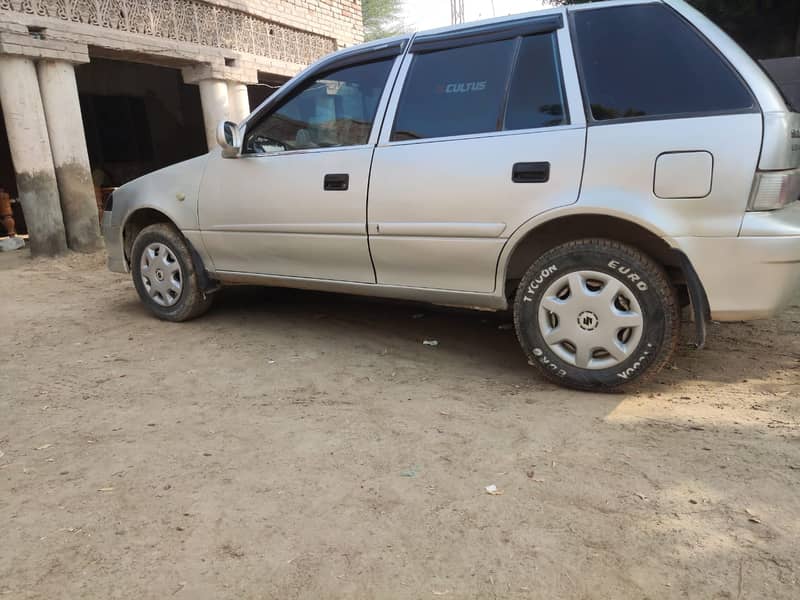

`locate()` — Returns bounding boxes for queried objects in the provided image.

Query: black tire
[513,239,680,391]
[130,223,214,322]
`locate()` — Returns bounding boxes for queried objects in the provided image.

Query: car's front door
[199,57,396,282]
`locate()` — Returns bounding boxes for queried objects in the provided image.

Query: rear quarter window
[572,3,756,122]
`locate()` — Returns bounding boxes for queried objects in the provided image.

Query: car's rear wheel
[514,239,680,391]
[130,223,213,322]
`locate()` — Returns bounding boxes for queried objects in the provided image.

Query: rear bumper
[102,211,127,273]
[676,205,800,321]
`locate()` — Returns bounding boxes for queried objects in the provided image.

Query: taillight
[748,169,800,211]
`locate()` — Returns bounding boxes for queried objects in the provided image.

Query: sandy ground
[1,247,799,599]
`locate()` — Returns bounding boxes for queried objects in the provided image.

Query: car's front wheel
[130,223,213,322]
[514,239,680,391]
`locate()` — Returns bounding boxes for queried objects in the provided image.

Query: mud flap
[186,240,220,294]
[676,251,710,350]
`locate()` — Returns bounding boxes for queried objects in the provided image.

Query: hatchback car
[103,0,800,391]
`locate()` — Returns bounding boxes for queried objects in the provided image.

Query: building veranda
[0,0,363,256]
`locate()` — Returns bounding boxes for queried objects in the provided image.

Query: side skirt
[214,270,508,311]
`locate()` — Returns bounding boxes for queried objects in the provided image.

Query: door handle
[512,162,550,183]
[324,173,349,191]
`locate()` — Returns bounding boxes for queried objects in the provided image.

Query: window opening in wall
[27,26,46,40]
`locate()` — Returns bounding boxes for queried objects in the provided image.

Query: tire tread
[130,223,213,322]
[513,238,680,391]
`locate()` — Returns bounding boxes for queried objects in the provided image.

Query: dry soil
[1,249,799,599]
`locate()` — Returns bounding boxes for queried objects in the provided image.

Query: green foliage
[548,0,800,59]
[362,0,406,41]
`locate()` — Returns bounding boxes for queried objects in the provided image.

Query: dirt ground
[1,248,799,599]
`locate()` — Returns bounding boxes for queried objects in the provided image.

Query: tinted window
[573,4,755,121]
[244,59,392,154]
[391,40,515,141]
[505,35,567,130]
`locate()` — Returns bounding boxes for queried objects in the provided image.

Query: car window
[572,4,755,121]
[504,34,567,130]
[243,59,393,154]
[391,39,515,141]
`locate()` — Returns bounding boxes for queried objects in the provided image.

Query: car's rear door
[367,13,586,293]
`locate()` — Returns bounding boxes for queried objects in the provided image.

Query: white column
[0,56,67,257]
[38,60,102,253]
[198,79,230,150]
[227,81,251,123]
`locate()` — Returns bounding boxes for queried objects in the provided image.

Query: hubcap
[140,242,182,307]
[537,270,644,370]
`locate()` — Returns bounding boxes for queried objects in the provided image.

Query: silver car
[102,0,800,391]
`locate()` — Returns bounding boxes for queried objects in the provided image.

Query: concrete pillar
[227,81,251,123]
[0,55,67,257]
[38,60,102,253]
[198,79,230,150]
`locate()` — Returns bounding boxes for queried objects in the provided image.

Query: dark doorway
[0,105,25,235]
[76,58,207,188]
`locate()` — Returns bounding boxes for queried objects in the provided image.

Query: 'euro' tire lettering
[515,241,679,391]
[608,260,649,291]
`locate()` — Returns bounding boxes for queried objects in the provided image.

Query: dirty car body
[103,0,800,391]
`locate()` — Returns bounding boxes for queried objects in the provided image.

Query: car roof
[413,4,564,39]
[243,0,671,127]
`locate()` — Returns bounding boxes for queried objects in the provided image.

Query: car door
[198,56,397,283]
[367,15,586,293]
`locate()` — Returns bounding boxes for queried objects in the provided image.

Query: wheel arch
[122,207,176,265]
[123,206,218,293]
[498,211,709,346]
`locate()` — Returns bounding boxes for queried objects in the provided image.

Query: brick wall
[216,0,365,48]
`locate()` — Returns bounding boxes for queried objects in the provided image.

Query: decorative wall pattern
[0,0,337,64]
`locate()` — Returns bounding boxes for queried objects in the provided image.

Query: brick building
[0,0,363,255]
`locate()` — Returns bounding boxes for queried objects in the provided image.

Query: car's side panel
[216,269,508,310]
[368,127,586,292]
[493,205,679,295]
[367,19,586,294]
[674,235,800,320]
[197,55,404,283]
[493,113,762,288]
[368,236,507,292]
[578,113,762,237]
[491,113,764,316]
[105,154,213,272]
[109,154,209,234]
[199,145,377,282]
